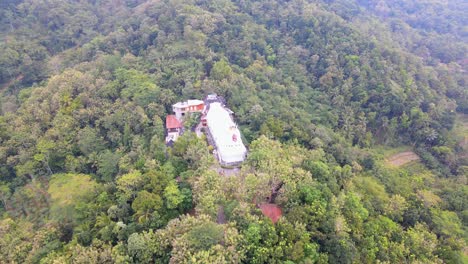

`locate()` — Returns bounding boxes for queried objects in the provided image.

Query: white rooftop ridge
[206,102,247,165]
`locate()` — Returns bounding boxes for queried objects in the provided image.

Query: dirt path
[217,206,226,224]
[386,151,420,167]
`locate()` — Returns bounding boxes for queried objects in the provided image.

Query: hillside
[0,0,466,263]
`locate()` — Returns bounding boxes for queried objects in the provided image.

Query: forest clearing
[386,151,420,167]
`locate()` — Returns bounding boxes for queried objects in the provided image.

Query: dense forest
[0,0,466,263]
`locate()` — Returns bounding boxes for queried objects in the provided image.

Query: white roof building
[206,102,247,165]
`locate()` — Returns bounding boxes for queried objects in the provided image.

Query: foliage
[0,0,466,263]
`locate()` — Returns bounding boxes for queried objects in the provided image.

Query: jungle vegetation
[0,0,466,263]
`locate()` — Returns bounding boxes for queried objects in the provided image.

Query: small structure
[205,93,220,104]
[172,99,204,120]
[205,102,247,165]
[165,115,183,143]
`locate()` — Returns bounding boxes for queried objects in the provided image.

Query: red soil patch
[259,203,282,223]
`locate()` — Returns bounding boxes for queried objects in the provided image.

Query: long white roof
[206,102,247,164]
[173,99,204,108]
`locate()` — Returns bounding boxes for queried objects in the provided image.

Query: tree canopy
[0,0,466,263]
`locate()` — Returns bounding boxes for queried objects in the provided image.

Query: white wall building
[205,102,247,165]
[172,99,204,120]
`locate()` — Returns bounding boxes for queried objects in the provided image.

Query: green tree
[116,170,145,201]
[132,190,163,223]
[404,223,440,263]
[77,127,106,156]
[97,150,121,182]
[164,180,184,209]
[210,59,232,81]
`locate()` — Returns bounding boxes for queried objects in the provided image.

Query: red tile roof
[259,203,282,223]
[166,115,182,129]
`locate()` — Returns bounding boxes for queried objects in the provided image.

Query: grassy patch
[371,145,413,160]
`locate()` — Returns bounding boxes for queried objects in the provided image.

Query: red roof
[259,203,282,223]
[166,115,182,129]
